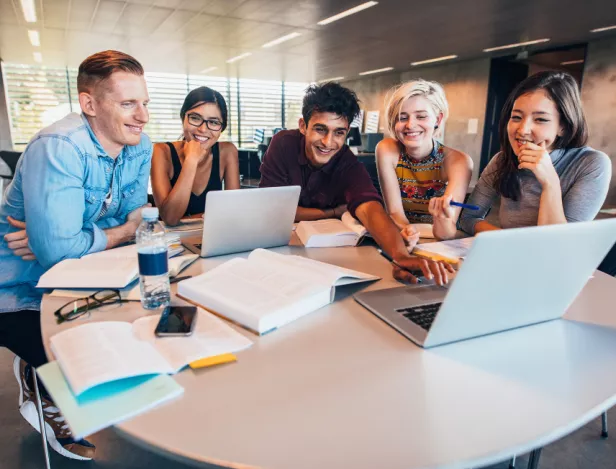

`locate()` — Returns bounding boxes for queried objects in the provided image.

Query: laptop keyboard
[397,303,443,331]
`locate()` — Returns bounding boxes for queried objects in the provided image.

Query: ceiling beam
[111,1,129,34]
[88,0,101,31]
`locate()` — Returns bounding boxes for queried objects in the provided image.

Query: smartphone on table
[155,306,197,337]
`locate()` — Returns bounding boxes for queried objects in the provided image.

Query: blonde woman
[376,80,473,242]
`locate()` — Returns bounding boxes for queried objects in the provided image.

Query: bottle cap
[141,207,159,220]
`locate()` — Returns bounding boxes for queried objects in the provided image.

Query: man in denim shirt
[0,50,152,460]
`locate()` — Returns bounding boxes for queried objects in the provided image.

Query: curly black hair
[302,82,361,126]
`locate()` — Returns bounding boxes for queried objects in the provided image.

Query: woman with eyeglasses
[151,86,240,226]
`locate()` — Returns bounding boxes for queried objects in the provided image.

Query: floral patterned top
[395,140,447,223]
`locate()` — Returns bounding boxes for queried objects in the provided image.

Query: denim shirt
[0,113,152,313]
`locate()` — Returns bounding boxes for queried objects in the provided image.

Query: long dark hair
[492,71,588,200]
[180,86,228,132]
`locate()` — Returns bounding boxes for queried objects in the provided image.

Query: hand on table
[333,204,348,219]
[126,204,152,230]
[392,255,455,286]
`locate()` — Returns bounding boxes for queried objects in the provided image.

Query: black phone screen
[155,306,197,336]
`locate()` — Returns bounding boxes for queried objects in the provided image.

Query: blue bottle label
[138,250,168,276]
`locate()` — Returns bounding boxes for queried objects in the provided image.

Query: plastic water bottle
[136,207,170,309]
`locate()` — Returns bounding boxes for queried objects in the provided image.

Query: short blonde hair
[384,79,449,138]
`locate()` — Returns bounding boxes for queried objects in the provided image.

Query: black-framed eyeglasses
[186,113,223,131]
[54,290,130,324]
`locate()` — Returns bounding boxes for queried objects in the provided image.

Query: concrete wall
[0,61,13,151]
[581,36,616,206]
[343,58,491,183]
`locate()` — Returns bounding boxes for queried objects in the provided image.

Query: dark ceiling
[0,0,615,80]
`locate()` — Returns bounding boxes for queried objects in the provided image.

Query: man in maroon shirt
[260,82,452,285]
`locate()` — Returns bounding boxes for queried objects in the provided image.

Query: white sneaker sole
[13,356,26,408]
[20,396,92,460]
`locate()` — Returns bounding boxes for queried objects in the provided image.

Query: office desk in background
[240,177,260,189]
[238,148,261,183]
[39,245,616,469]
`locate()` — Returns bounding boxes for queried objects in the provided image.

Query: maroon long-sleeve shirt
[259,130,382,218]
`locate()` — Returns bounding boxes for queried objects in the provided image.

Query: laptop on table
[183,186,300,257]
[355,219,616,348]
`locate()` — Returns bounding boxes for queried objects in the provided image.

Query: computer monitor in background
[253,128,265,144]
[347,127,362,147]
[361,133,384,153]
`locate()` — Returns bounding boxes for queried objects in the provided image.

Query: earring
[434,125,439,130]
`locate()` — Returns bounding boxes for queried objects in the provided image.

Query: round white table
[41,245,616,469]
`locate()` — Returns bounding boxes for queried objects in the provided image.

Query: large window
[3,64,75,149]
[1,63,308,150]
[284,82,308,129]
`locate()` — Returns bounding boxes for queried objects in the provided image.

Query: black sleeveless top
[167,142,222,217]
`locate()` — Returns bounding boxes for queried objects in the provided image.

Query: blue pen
[450,201,479,211]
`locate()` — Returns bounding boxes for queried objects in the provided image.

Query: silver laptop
[183,186,300,257]
[355,219,616,348]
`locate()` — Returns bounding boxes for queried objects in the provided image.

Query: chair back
[0,151,22,178]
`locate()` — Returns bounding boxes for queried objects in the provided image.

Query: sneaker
[13,356,34,408]
[18,376,96,460]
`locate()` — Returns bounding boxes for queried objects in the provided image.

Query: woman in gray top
[460,71,611,234]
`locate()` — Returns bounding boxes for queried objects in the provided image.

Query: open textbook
[38,242,197,290]
[37,363,183,440]
[412,223,435,239]
[49,253,198,300]
[297,213,435,247]
[296,212,368,247]
[412,237,474,265]
[177,248,380,335]
[47,309,253,397]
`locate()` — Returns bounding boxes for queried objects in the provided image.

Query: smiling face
[299,111,349,167]
[85,71,150,156]
[394,95,442,156]
[507,89,564,156]
[182,102,223,149]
